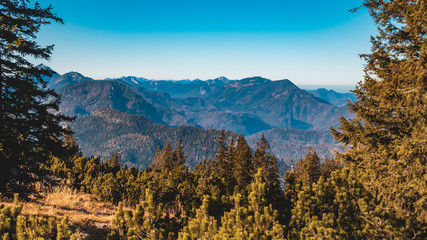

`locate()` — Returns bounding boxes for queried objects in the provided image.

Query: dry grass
[1,185,120,239]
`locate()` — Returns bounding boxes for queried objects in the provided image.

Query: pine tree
[247,168,284,239]
[233,135,253,194]
[149,146,163,170]
[61,124,79,157]
[160,143,173,169]
[289,169,371,240]
[330,0,426,238]
[320,157,340,180]
[103,153,122,174]
[214,131,229,182]
[151,141,186,171]
[252,135,284,220]
[178,196,218,240]
[0,0,72,193]
[252,136,281,195]
[223,138,236,194]
[215,170,285,239]
[172,139,186,167]
[56,215,74,240]
[282,169,300,230]
[252,135,271,172]
[295,147,321,189]
[158,143,174,170]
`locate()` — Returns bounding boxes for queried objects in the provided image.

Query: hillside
[1,185,117,239]
[59,78,275,135]
[206,77,351,130]
[49,71,94,90]
[58,80,193,126]
[72,108,238,168]
[306,88,356,106]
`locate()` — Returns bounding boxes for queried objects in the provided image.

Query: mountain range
[41,66,354,171]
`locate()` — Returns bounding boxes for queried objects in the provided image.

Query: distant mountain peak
[47,71,93,90]
[115,76,151,86]
[36,63,51,70]
[215,76,228,81]
[226,76,271,88]
[35,64,59,82]
[240,76,271,83]
[63,71,84,77]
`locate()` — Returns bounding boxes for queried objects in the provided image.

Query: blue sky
[36,0,376,87]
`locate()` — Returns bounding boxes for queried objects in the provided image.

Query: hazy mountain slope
[184,111,273,135]
[136,77,232,98]
[72,108,238,168]
[49,72,93,89]
[206,77,351,130]
[306,88,356,106]
[124,83,274,134]
[54,74,274,133]
[58,80,164,123]
[125,83,179,108]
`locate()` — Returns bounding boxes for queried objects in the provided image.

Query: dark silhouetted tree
[0,0,72,193]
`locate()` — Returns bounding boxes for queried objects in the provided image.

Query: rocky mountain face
[45,69,354,171]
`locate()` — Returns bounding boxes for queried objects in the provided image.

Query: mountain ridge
[41,67,354,169]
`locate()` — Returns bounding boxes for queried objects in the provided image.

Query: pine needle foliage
[330,0,427,238]
[0,0,72,194]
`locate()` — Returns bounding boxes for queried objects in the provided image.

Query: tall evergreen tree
[172,139,186,167]
[253,135,281,191]
[330,0,426,238]
[295,147,321,189]
[0,0,72,193]
[214,131,229,181]
[149,145,163,170]
[252,135,270,171]
[252,135,283,216]
[61,124,79,157]
[283,169,300,230]
[150,141,187,171]
[160,143,174,169]
[233,134,253,193]
[223,138,236,194]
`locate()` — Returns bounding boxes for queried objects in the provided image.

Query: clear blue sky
[36,0,375,87]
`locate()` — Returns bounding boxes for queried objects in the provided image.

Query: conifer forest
[0,0,426,239]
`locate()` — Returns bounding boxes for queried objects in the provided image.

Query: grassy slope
[1,185,122,240]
